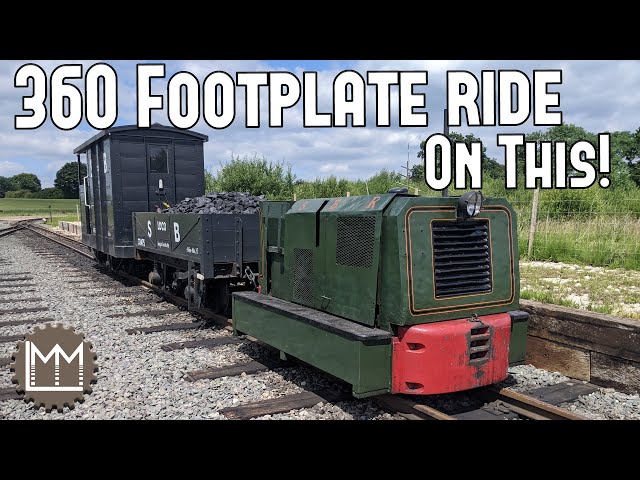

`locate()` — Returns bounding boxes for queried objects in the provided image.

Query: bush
[32,188,64,199]
[294,176,351,199]
[207,154,295,200]
[5,189,34,198]
[294,170,407,200]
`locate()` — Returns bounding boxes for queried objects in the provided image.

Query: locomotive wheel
[184,284,195,302]
[148,269,162,286]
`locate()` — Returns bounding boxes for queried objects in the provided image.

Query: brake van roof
[73,124,209,154]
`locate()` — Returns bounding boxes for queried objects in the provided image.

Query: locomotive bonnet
[232,192,529,397]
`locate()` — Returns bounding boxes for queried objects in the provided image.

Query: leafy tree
[10,173,41,192]
[525,124,636,189]
[415,132,503,182]
[205,169,215,192]
[54,162,86,198]
[608,129,640,188]
[32,187,64,199]
[366,169,406,193]
[295,176,351,199]
[0,176,13,198]
[208,154,295,200]
[410,163,424,182]
[5,189,34,198]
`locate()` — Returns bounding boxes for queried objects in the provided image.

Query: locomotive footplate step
[526,381,599,405]
[219,390,350,420]
[0,387,21,402]
[126,321,204,335]
[0,334,24,344]
[0,307,49,315]
[161,336,246,352]
[185,358,290,382]
[233,291,392,342]
[0,318,54,327]
[109,308,180,318]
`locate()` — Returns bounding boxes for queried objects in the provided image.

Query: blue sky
[1,60,639,187]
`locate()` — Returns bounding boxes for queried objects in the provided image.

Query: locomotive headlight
[457,191,484,220]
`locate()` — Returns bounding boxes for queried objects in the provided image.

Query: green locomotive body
[233,192,529,398]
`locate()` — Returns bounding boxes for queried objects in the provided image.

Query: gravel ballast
[1,231,639,420]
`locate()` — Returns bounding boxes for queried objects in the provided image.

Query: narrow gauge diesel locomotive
[233,193,529,397]
[75,125,529,398]
[74,124,259,312]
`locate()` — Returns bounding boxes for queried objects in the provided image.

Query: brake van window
[149,145,169,173]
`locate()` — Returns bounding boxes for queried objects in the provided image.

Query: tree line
[0,162,87,199]
[205,123,640,200]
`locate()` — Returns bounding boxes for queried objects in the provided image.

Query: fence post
[527,188,540,258]
[293,193,297,201]
[346,191,350,197]
[76,204,80,222]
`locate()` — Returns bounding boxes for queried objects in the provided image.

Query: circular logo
[10,323,97,412]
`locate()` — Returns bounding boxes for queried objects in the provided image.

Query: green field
[0,198,80,217]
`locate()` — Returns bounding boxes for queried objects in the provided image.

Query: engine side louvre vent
[293,248,314,305]
[468,324,491,363]
[432,219,492,298]
[336,216,376,269]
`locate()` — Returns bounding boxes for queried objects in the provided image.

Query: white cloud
[0,160,23,176]
[319,163,349,173]
[47,160,66,172]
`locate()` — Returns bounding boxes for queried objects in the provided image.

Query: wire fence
[510,196,640,270]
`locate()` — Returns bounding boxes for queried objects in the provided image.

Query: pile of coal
[162,192,264,214]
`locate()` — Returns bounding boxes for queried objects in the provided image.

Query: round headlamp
[457,191,484,219]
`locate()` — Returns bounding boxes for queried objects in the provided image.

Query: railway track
[1,224,590,420]
[21,223,94,259]
[0,223,28,238]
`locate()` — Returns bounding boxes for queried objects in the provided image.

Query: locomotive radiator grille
[336,216,376,268]
[293,248,314,305]
[431,219,492,298]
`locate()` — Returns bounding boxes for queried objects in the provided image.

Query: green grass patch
[0,198,80,216]
[524,217,640,270]
[520,289,580,309]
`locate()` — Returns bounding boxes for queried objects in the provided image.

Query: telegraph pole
[399,143,411,191]
[407,143,410,190]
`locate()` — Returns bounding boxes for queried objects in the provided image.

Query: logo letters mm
[25,342,84,392]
